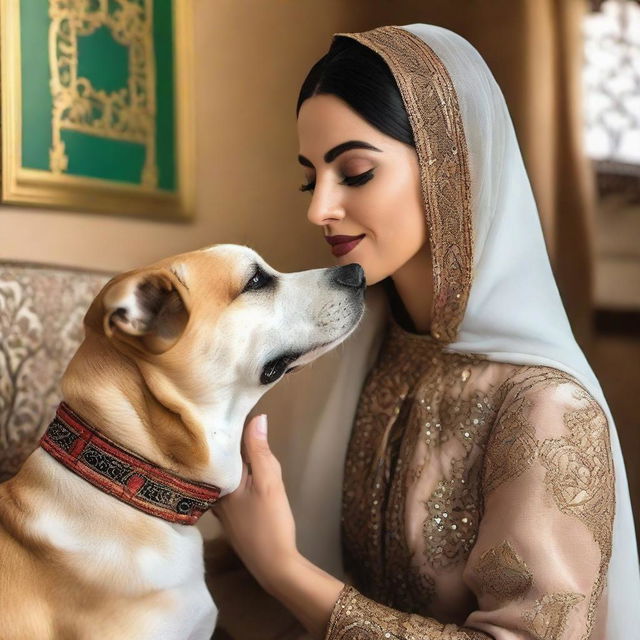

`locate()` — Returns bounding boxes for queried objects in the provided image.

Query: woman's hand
[211,413,346,638]
[211,414,299,593]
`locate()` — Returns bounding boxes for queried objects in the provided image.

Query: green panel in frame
[0,0,194,220]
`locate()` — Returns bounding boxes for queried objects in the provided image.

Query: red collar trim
[39,402,221,525]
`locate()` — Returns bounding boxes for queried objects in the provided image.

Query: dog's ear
[102,269,189,355]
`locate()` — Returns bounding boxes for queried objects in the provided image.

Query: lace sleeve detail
[325,372,615,640]
[467,374,615,639]
[324,585,490,640]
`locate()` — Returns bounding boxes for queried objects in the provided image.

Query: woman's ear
[102,269,189,355]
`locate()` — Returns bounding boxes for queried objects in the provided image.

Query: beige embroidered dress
[305,25,622,639]
[324,310,615,640]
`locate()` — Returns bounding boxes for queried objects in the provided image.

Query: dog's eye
[243,267,273,292]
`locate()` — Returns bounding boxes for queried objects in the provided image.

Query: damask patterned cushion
[0,261,113,481]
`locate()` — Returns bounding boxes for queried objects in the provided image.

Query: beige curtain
[544,0,598,352]
[488,0,597,350]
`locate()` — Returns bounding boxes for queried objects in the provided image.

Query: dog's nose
[331,264,365,289]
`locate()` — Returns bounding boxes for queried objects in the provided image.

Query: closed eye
[342,169,375,187]
[299,169,375,193]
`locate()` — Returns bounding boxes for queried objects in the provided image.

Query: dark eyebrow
[298,140,382,168]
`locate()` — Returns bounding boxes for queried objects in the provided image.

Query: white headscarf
[255,23,640,638]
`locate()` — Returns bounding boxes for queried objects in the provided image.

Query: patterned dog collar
[39,402,221,525]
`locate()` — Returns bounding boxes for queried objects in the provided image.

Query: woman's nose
[306,185,345,227]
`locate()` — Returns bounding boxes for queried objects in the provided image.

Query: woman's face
[296,93,428,286]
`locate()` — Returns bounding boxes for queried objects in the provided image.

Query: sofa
[0,261,112,481]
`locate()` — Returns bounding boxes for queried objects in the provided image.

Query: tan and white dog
[0,244,365,640]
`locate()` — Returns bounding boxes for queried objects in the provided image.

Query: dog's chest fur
[0,450,217,639]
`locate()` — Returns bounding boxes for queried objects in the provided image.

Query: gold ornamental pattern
[333,309,614,639]
[334,26,473,345]
[473,540,534,605]
[325,585,492,640]
[521,592,585,640]
[48,0,157,186]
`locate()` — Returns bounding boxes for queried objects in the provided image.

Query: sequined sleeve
[325,584,490,639]
[324,376,615,640]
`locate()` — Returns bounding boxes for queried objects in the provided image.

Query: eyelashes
[343,170,375,187]
[299,169,375,193]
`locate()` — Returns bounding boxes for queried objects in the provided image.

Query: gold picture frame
[0,0,195,221]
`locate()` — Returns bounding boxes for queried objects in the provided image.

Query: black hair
[296,36,415,148]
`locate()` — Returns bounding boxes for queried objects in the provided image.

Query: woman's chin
[358,264,382,286]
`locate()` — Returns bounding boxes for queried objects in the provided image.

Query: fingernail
[255,414,268,439]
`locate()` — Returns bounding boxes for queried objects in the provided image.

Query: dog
[0,244,365,640]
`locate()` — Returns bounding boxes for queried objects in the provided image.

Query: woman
[211,24,640,639]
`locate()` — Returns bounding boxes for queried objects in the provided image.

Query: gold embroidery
[481,394,538,496]
[342,317,508,613]
[340,291,613,632]
[423,458,482,570]
[538,386,615,638]
[342,319,444,611]
[335,26,472,344]
[474,540,533,604]
[418,374,498,570]
[325,585,492,640]
[539,388,614,552]
[521,592,585,640]
[481,373,614,637]
[481,369,574,497]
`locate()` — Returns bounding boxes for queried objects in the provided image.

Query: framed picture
[0,0,194,220]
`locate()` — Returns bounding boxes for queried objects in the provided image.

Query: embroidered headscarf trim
[333,26,473,344]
